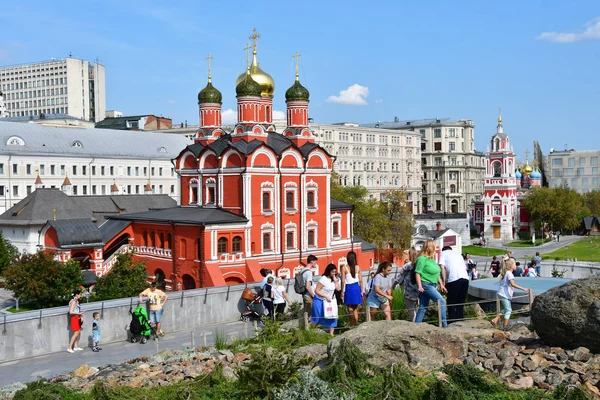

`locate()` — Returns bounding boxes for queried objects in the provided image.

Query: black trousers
[446,278,469,323]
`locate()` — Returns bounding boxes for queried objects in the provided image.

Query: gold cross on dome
[524,149,530,160]
[243,43,252,68]
[249,28,261,52]
[292,51,302,78]
[205,52,213,78]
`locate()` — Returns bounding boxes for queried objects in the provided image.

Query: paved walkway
[0,320,253,387]
[471,235,582,262]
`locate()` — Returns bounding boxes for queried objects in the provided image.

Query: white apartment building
[547,148,600,193]
[0,57,106,122]
[0,121,192,213]
[363,118,486,214]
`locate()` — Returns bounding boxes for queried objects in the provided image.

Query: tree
[583,190,600,216]
[381,189,414,251]
[523,186,588,233]
[533,141,547,187]
[0,231,18,276]
[4,251,84,307]
[92,252,148,301]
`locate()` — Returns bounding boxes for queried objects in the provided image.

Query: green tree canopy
[4,251,84,307]
[381,189,414,251]
[92,252,149,301]
[0,231,18,276]
[583,190,600,216]
[523,186,588,232]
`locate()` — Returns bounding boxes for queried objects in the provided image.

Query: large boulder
[531,275,600,352]
[328,320,496,371]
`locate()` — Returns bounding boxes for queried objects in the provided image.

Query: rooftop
[0,121,191,159]
[360,117,475,130]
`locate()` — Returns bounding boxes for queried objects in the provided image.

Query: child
[262,276,275,320]
[92,312,102,352]
[491,257,531,330]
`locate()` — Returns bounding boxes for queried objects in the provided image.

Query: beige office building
[0,57,106,122]
[547,149,600,193]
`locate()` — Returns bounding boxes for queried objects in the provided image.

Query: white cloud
[536,17,600,43]
[272,110,286,120]
[222,108,237,125]
[326,84,369,105]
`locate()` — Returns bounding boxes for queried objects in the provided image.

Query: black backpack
[294,269,309,294]
[130,315,143,335]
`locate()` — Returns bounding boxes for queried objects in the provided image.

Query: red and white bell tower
[483,111,518,241]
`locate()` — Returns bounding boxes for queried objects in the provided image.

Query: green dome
[285,79,310,102]
[236,72,262,97]
[198,80,222,104]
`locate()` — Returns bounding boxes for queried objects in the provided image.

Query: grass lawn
[462,245,505,257]
[6,303,40,313]
[541,236,600,262]
[505,238,552,247]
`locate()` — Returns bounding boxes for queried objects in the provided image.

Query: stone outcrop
[328,320,496,371]
[531,275,600,352]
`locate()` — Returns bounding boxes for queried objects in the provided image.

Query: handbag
[323,296,338,319]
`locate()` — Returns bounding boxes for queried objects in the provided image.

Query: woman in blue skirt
[341,251,363,326]
[311,263,341,336]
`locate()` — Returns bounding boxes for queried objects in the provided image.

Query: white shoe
[67,349,74,353]
[74,347,84,351]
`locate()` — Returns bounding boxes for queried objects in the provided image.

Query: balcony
[135,246,172,258]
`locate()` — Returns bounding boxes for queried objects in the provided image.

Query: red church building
[41,32,375,290]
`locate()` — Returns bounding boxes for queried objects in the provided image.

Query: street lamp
[566,245,568,261]
[590,239,593,262]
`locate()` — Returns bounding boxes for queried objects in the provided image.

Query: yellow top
[235,51,275,97]
[522,161,533,175]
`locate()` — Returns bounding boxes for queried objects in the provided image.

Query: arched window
[232,236,242,253]
[180,238,187,258]
[286,232,294,249]
[285,191,294,210]
[142,231,148,246]
[262,232,271,251]
[217,237,228,254]
[149,231,155,247]
[307,230,315,247]
[189,179,199,204]
[262,192,270,211]
[159,233,165,248]
[332,221,339,236]
[306,191,315,208]
[493,162,502,177]
[166,233,172,249]
[495,138,500,151]
[450,184,456,193]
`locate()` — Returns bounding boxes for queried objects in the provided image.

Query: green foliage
[583,190,600,216]
[320,338,369,383]
[275,368,347,400]
[236,346,310,399]
[214,329,227,350]
[0,231,18,276]
[92,252,148,301]
[381,189,414,251]
[551,267,567,278]
[288,300,303,318]
[542,236,600,262]
[256,319,330,350]
[523,186,589,233]
[376,364,431,400]
[518,230,532,241]
[461,245,506,257]
[4,251,84,307]
[391,287,408,320]
[13,379,86,400]
[552,384,593,400]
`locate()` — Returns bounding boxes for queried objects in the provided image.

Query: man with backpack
[294,254,317,327]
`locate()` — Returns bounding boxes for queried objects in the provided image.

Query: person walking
[489,256,501,278]
[139,282,168,337]
[531,252,543,276]
[439,246,469,323]
[299,255,318,325]
[367,261,394,321]
[273,278,290,319]
[392,248,420,322]
[91,312,102,352]
[311,263,341,336]
[67,290,84,353]
[341,251,362,326]
[262,276,275,320]
[492,257,531,329]
[414,240,448,327]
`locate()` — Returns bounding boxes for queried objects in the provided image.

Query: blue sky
[1,1,599,157]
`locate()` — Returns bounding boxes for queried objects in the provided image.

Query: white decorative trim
[250,149,277,168]
[279,150,303,169]
[199,150,218,169]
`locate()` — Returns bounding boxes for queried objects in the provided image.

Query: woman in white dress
[310,263,341,336]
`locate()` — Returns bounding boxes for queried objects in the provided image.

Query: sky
[1,1,599,158]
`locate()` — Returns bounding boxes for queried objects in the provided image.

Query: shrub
[275,368,347,400]
[320,338,369,383]
[214,329,227,350]
[91,252,148,301]
[13,380,86,400]
[288,300,303,319]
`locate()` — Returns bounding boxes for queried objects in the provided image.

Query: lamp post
[590,239,593,262]
[565,245,568,261]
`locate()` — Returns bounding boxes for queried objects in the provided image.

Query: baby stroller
[129,304,156,343]
[240,288,264,326]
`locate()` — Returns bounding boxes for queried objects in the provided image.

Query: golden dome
[235,51,275,97]
[522,161,533,175]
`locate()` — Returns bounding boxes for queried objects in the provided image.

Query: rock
[506,323,535,341]
[492,331,511,340]
[218,349,234,362]
[328,320,469,371]
[464,303,488,320]
[531,275,600,352]
[222,365,235,379]
[232,352,251,363]
[498,347,518,361]
[509,376,534,389]
[71,364,99,379]
[547,371,564,386]
[573,347,592,362]
[545,353,558,362]
[584,381,600,397]
[522,357,538,372]
[295,344,328,364]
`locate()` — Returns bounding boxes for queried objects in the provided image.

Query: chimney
[110,181,119,195]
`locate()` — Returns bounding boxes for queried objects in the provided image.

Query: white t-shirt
[439,250,469,283]
[316,276,336,301]
[273,285,286,304]
[498,271,515,299]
